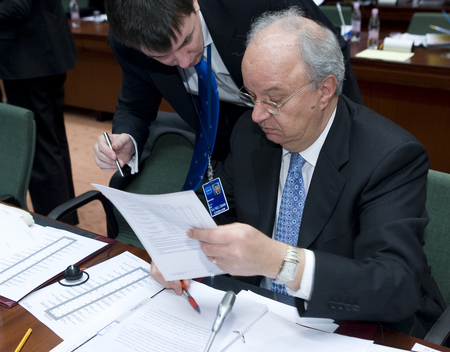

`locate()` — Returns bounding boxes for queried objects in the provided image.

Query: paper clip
[233,330,246,343]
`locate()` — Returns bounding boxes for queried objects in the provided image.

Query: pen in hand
[181,281,201,314]
[103,132,125,177]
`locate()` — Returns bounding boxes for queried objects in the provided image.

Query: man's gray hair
[246,7,345,96]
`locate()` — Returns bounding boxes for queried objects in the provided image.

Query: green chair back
[0,103,36,209]
[111,133,194,248]
[319,5,352,29]
[408,12,450,35]
[424,169,450,306]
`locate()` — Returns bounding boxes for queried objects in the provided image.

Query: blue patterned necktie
[182,46,220,191]
[271,153,307,295]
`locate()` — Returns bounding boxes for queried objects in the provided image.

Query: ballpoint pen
[181,282,201,314]
[429,25,450,35]
[103,132,125,177]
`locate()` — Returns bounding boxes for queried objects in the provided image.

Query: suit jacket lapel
[252,136,282,237]
[147,60,200,129]
[298,98,351,248]
[200,0,247,89]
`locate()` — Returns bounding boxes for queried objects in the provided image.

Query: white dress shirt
[261,107,337,302]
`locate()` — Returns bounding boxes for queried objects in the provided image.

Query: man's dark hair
[105,0,196,53]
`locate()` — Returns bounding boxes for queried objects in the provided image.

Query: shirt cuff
[126,134,139,174]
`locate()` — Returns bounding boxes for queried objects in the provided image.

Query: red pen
[181,282,201,314]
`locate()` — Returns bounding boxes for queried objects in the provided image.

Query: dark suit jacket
[109,0,363,161]
[216,95,445,338]
[0,0,77,79]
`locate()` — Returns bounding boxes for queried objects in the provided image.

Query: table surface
[1,214,449,352]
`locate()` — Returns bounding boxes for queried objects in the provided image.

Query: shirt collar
[199,11,213,51]
[282,106,337,168]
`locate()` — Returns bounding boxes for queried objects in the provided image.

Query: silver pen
[103,132,124,177]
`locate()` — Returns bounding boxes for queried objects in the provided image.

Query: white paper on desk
[0,204,35,257]
[355,49,414,62]
[73,280,268,352]
[411,342,442,352]
[0,202,34,225]
[383,37,414,52]
[81,14,108,22]
[367,344,409,351]
[20,251,164,340]
[237,290,338,333]
[93,184,226,280]
[0,224,107,303]
[225,311,374,352]
[396,33,426,47]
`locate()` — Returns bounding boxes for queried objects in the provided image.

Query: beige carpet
[27,107,113,237]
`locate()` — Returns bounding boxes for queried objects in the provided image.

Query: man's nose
[251,103,272,124]
[173,50,192,69]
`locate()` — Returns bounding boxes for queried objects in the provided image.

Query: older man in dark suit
[0,0,78,223]
[152,9,445,339]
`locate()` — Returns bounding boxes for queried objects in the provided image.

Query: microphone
[204,291,236,352]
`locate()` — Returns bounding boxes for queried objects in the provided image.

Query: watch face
[276,246,299,284]
[276,262,297,284]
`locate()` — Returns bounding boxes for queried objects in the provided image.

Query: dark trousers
[4,74,78,224]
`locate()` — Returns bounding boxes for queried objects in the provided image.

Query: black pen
[103,132,124,177]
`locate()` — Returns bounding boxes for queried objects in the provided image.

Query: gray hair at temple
[246,7,345,96]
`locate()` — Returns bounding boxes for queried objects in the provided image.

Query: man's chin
[263,131,282,145]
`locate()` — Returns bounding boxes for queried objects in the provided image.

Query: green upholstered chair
[407,12,450,35]
[319,5,352,29]
[0,103,35,209]
[422,169,450,346]
[48,111,195,248]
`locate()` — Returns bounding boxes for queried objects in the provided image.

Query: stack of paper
[426,33,450,46]
[0,204,109,307]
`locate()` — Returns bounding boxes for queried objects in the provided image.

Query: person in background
[0,0,78,223]
[94,0,363,182]
[151,8,445,338]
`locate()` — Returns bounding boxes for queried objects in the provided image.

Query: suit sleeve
[109,32,162,157]
[301,141,431,322]
[0,0,31,24]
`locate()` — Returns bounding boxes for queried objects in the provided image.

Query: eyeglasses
[237,81,311,115]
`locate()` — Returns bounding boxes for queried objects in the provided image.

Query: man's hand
[94,133,135,172]
[187,223,286,279]
[150,262,190,295]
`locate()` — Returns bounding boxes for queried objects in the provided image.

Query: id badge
[202,177,229,217]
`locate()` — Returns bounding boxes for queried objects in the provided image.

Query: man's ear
[319,75,338,110]
[193,0,200,11]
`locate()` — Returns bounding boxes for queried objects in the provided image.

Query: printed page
[93,184,225,280]
[20,251,164,340]
[225,311,373,352]
[69,281,268,352]
[0,224,107,303]
[237,290,338,332]
[0,203,35,257]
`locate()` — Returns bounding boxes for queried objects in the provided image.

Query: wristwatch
[275,245,299,284]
